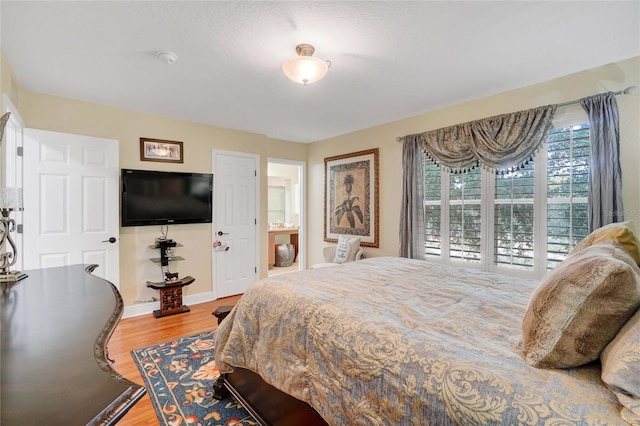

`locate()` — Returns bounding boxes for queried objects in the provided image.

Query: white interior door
[213,150,258,298]
[23,129,120,287]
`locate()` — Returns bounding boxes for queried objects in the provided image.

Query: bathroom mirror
[268,185,286,225]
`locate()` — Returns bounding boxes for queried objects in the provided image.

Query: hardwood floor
[108,295,243,426]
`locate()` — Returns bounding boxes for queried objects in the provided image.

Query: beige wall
[0,51,22,112]
[10,85,306,306]
[307,56,640,264]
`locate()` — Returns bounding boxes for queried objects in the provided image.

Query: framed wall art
[140,138,184,163]
[324,148,379,247]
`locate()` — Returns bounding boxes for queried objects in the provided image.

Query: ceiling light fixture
[157,51,178,65]
[282,44,330,85]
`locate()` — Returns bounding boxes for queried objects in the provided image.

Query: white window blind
[546,123,590,270]
[424,162,442,257]
[449,168,481,262]
[494,163,535,269]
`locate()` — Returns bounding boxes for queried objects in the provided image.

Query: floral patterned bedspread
[214,257,626,425]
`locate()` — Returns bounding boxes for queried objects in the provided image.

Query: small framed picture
[140,138,184,163]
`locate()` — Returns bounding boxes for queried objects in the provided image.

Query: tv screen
[121,169,213,227]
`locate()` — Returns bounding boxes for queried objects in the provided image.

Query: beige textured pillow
[522,240,640,368]
[571,220,640,265]
[601,308,640,424]
[346,237,361,261]
[333,235,361,264]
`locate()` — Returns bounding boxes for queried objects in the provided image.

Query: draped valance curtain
[407,104,557,173]
[399,92,623,258]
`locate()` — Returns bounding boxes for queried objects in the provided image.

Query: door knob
[217,231,229,236]
[102,237,117,243]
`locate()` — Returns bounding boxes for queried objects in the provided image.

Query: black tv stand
[155,239,177,266]
[150,240,184,266]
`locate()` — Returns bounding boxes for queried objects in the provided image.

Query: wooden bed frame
[213,369,328,426]
[212,305,328,425]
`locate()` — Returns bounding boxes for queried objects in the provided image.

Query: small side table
[146,276,195,318]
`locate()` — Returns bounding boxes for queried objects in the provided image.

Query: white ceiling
[1,1,638,143]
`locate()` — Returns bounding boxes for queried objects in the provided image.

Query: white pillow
[333,235,361,264]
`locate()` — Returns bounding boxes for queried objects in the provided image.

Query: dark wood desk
[1,264,145,425]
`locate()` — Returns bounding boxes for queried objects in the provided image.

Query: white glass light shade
[282,44,329,85]
[0,187,23,211]
[283,56,329,85]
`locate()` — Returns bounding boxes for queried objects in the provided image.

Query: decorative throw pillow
[522,240,640,368]
[600,308,640,424]
[571,220,640,265]
[346,237,361,262]
[333,235,361,264]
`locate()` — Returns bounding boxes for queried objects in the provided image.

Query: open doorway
[267,159,305,277]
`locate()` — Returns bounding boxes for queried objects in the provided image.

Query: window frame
[422,108,589,280]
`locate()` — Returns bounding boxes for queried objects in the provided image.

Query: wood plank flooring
[107,295,243,426]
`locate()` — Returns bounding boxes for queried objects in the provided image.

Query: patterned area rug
[131,329,256,426]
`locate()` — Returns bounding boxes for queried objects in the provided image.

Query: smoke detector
[157,51,178,65]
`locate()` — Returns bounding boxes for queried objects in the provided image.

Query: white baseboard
[122,290,216,319]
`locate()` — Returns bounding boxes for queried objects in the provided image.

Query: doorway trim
[1,94,24,270]
[267,157,306,270]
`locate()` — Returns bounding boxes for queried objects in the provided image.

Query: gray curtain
[398,105,556,258]
[399,135,425,259]
[398,92,624,257]
[580,92,624,231]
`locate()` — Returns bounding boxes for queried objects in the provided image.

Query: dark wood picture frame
[324,148,379,247]
[140,138,184,163]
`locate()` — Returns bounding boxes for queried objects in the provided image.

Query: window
[424,163,442,257]
[494,163,535,270]
[449,169,482,262]
[546,123,590,270]
[423,121,590,278]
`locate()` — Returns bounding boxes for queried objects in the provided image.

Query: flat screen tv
[121,168,213,227]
